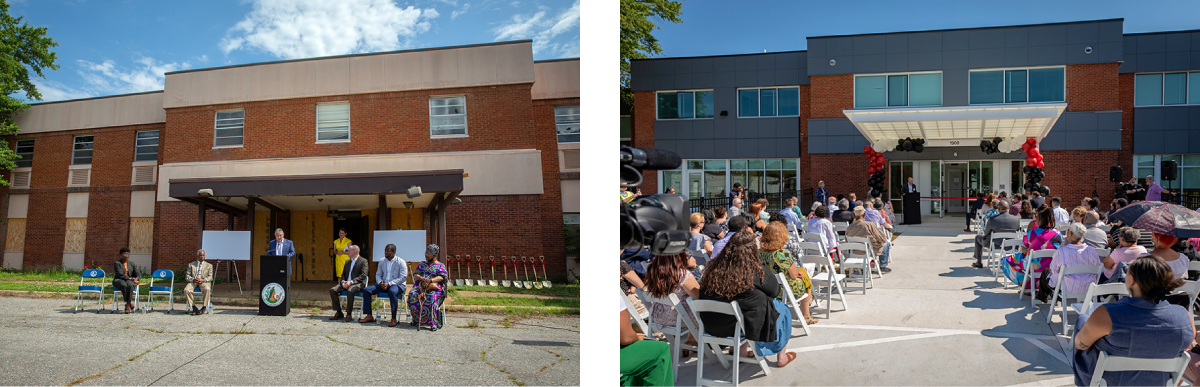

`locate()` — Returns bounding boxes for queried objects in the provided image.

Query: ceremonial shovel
[501,257,511,287]
[454,255,463,286]
[464,255,474,286]
[477,258,484,287]
[521,256,534,289]
[488,256,498,287]
[538,256,552,288]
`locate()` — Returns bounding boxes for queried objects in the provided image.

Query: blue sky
[649,0,1200,57]
[12,0,579,102]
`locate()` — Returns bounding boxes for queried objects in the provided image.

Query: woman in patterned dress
[761,221,817,325]
[1002,207,1063,292]
[644,251,700,352]
[408,244,448,330]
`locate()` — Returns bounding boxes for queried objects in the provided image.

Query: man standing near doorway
[267,228,296,275]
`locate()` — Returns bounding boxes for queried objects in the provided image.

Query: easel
[215,259,244,295]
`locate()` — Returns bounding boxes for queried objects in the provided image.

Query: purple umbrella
[1107,201,1200,238]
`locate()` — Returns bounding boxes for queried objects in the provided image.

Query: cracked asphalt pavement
[0,297,579,386]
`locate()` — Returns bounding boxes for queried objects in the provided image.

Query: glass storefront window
[663,171,682,194]
[705,170,726,197]
[671,158,801,198]
[930,161,941,214]
[980,161,993,194]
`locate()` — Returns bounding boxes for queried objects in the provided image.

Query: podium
[903,192,922,225]
[259,255,290,316]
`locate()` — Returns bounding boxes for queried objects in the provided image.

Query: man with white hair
[184,249,213,315]
[1144,174,1171,202]
[827,196,839,211]
[328,245,368,322]
[728,197,743,218]
[266,228,296,275]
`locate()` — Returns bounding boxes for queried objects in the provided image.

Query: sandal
[777,352,797,368]
[805,317,819,325]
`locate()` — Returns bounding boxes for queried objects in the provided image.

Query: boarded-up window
[563,149,580,170]
[129,218,154,254]
[5,218,25,252]
[64,218,87,253]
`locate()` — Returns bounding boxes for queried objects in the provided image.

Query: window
[14,139,32,168]
[668,159,799,200]
[1134,154,1200,197]
[134,131,158,162]
[316,103,350,141]
[72,136,93,165]
[429,96,466,136]
[214,110,244,147]
[855,73,941,108]
[555,106,580,143]
[1135,72,1200,106]
[970,67,1064,104]
[657,90,713,119]
[738,87,801,117]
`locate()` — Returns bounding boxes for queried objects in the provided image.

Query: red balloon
[1029,149,1039,157]
[1026,138,1036,145]
[1035,155,1043,163]
[1037,161,1045,168]
[868,167,876,174]
[864,146,872,153]
[1022,143,1031,152]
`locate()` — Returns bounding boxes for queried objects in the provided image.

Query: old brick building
[0,40,580,286]
[629,18,1200,219]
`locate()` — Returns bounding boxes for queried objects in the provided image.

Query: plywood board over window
[129,218,154,254]
[390,208,424,231]
[64,218,87,253]
[6,218,25,252]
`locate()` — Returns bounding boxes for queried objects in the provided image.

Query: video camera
[620,146,689,255]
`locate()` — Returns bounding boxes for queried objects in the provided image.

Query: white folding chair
[839,242,873,293]
[1176,280,1200,322]
[786,223,801,241]
[1020,249,1057,305]
[802,232,840,264]
[688,299,771,386]
[774,272,811,336]
[1019,219,1033,233]
[1045,264,1103,335]
[1068,282,1129,326]
[987,232,1020,277]
[846,236,883,279]
[834,224,849,243]
[146,269,175,313]
[622,288,649,334]
[799,253,848,318]
[1095,248,1111,260]
[1097,224,1113,233]
[1055,223,1070,233]
[1088,351,1190,386]
[636,289,720,383]
[996,239,1023,287]
[74,269,107,313]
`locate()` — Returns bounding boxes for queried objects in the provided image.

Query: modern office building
[0,40,581,285]
[630,18,1200,217]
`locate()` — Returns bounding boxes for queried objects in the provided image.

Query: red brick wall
[84,189,132,265]
[22,192,65,270]
[632,90,658,193]
[807,154,870,202]
[442,194,568,278]
[810,75,854,119]
[797,85,814,188]
[161,84,538,163]
[531,97,571,276]
[152,201,251,271]
[1066,63,1120,112]
[1040,150,1120,209]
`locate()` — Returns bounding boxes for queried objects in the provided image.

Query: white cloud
[492,0,579,56]
[77,57,190,94]
[198,54,209,63]
[451,3,470,20]
[220,0,440,60]
[29,78,93,102]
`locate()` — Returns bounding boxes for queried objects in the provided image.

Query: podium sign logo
[262,282,285,307]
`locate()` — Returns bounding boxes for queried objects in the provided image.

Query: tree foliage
[0,0,58,184]
[620,0,681,106]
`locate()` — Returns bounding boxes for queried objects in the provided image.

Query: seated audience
[790,196,803,220]
[1036,223,1102,302]
[1080,212,1108,249]
[620,296,672,386]
[760,222,817,326]
[1019,196,1035,220]
[1101,227,1148,282]
[778,197,804,231]
[1148,232,1189,279]
[826,196,839,211]
[688,213,714,265]
[807,201,822,220]
[1070,206,1088,225]
[973,199,1019,268]
[1009,194,1023,216]
[756,199,771,224]
[713,215,749,259]
[1073,256,1193,387]
[1030,191,1046,210]
[863,198,888,230]
[699,229,795,368]
[846,206,891,273]
[710,207,729,236]
[645,251,700,351]
[806,204,839,260]
[831,199,854,224]
[184,249,213,316]
[747,203,767,232]
[407,244,448,329]
[1051,197,1071,225]
[112,247,141,314]
[1003,207,1064,291]
[620,259,648,317]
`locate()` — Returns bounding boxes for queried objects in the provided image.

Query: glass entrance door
[945,162,968,213]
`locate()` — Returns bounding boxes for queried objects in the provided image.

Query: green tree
[620,0,682,106]
[0,0,58,185]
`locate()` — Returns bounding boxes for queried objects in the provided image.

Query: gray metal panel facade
[630,51,809,91]
[1039,111,1123,151]
[807,19,1123,77]
[654,117,801,159]
[1120,31,1200,73]
[1132,106,1200,154]
[806,118,869,154]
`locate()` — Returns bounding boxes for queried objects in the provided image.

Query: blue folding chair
[108,279,141,314]
[193,281,214,314]
[339,290,367,320]
[146,270,175,313]
[74,269,107,313]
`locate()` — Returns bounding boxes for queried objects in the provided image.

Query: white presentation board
[372,230,427,262]
[201,231,252,261]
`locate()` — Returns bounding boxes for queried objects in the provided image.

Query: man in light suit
[185,249,214,315]
[972,200,1019,268]
[328,245,369,322]
[267,228,296,275]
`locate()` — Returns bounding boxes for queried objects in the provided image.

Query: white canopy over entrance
[843,103,1067,151]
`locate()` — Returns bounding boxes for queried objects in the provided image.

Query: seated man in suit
[267,228,296,275]
[113,247,140,314]
[972,200,1019,268]
[328,245,368,322]
[360,244,408,326]
[184,249,214,315]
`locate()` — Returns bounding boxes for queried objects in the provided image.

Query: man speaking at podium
[267,228,296,275]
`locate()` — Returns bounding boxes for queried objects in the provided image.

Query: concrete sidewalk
[0,297,579,386]
[674,215,1075,386]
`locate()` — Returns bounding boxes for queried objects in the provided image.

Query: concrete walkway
[674,215,1075,386]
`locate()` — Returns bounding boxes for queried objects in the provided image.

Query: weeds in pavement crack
[66,336,179,386]
[324,335,466,365]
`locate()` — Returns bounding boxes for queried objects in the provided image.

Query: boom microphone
[620,146,682,170]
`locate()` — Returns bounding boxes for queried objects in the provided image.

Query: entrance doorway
[332,213,371,280]
[945,163,968,213]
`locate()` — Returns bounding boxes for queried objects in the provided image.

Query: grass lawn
[0,281,160,295]
[449,282,579,297]
[450,295,579,308]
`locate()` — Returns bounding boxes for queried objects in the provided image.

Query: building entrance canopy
[843,103,1067,151]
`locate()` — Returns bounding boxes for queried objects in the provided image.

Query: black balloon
[1040,186,1050,195]
[903,140,913,151]
[1023,166,1032,174]
[914,144,924,153]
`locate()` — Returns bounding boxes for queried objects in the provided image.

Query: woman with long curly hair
[699,229,795,368]
[644,251,700,352]
[761,222,817,326]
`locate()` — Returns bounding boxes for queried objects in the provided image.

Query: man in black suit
[112,247,140,314]
[1029,192,1046,210]
[903,176,917,194]
[965,194,985,232]
[972,200,1019,268]
[328,245,369,322]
